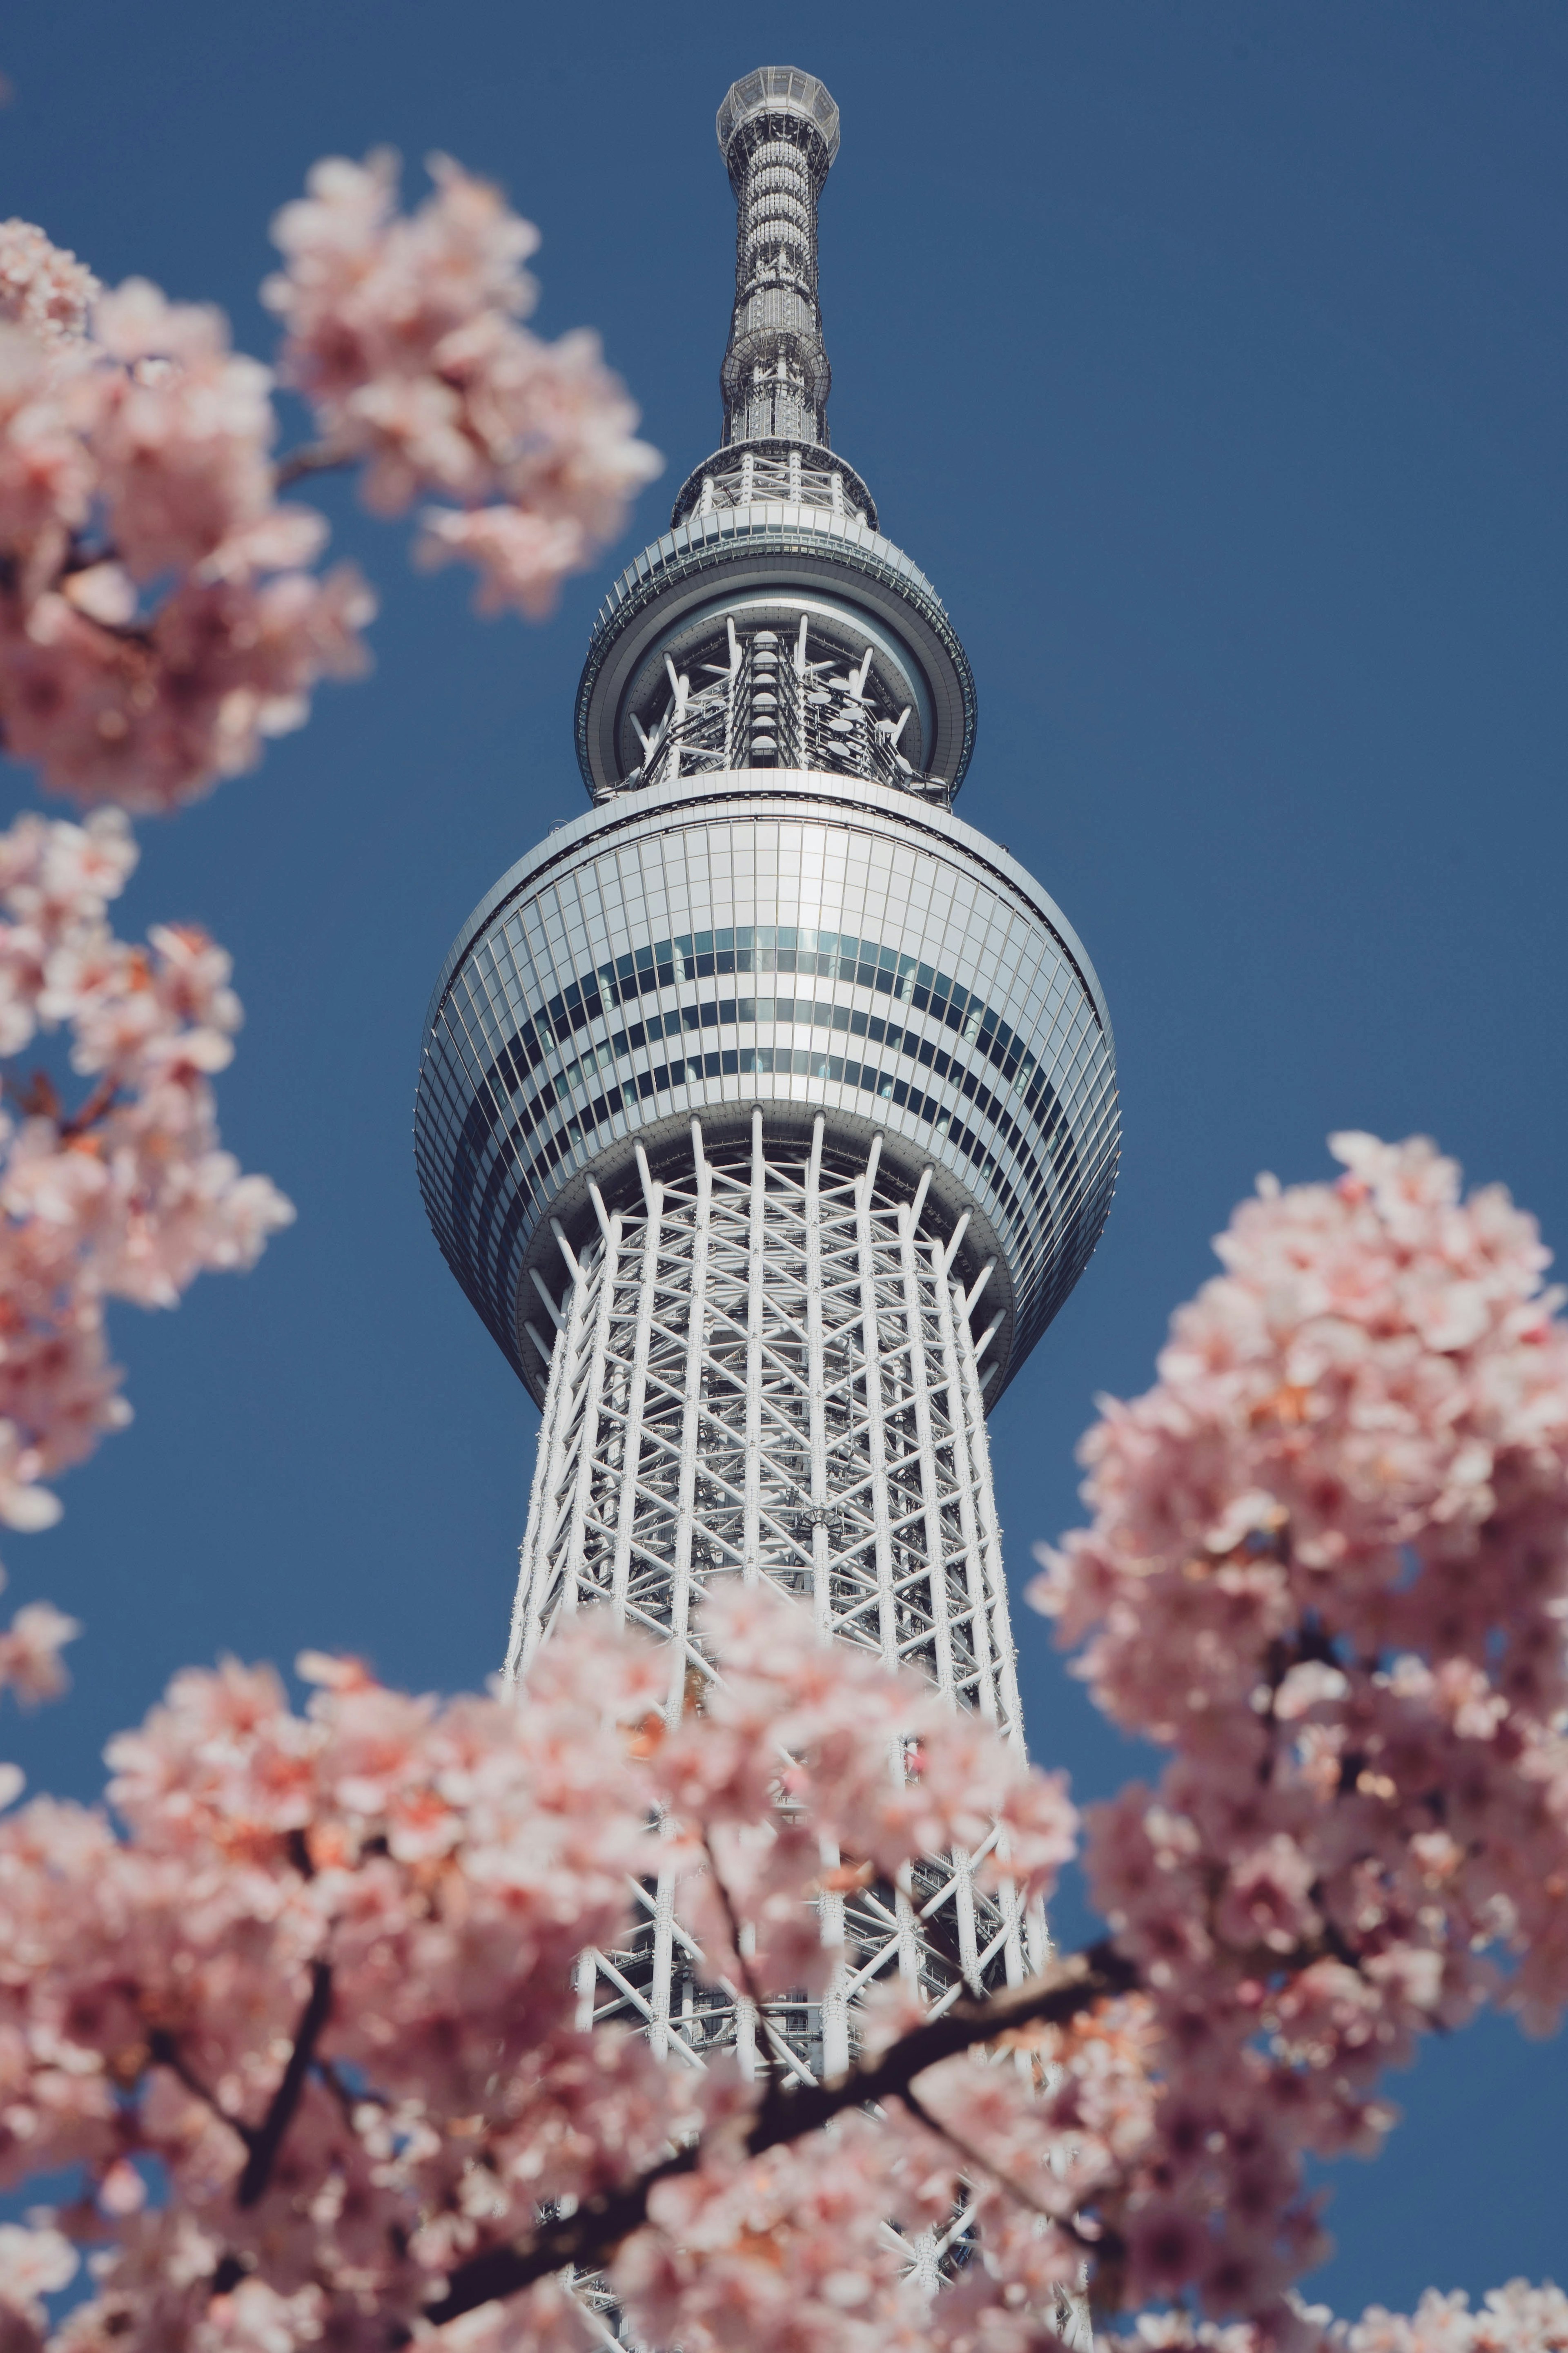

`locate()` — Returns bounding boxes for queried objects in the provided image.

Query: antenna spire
[715,66,840,448]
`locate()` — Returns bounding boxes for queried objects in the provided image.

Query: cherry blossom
[416,503,593,620]
[0,1132,1562,2353]
[0,1586,1084,2351]
[1030,1134,1568,2335]
[0,221,98,348]
[0,1545,1552,2353]
[2,177,657,814]
[0,1570,79,1706]
[0,2221,78,2347]
[0,804,292,1531]
[0,229,374,814]
[265,151,660,613]
[1105,2280,1568,2353]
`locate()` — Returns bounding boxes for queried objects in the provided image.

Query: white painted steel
[506,1111,1037,2090]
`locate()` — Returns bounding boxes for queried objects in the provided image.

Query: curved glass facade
[415,770,1119,1407]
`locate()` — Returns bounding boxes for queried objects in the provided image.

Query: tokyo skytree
[415,62,1118,2121]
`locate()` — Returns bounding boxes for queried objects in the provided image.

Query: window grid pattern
[415,803,1119,1405]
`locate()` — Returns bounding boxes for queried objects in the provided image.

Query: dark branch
[701,1829,786,2121]
[425,1939,1136,2327]
[898,2081,1110,2261]
[60,1076,120,1140]
[236,1959,334,2208]
[273,444,350,491]
[316,2054,388,2131]
[899,2079,1050,2226]
[147,2029,257,2152]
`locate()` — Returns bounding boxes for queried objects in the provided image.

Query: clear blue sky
[2,0,1564,2317]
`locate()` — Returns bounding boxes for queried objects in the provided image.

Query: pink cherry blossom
[0,2220,78,2341]
[1104,2280,1568,2353]
[0,805,292,1526]
[0,1586,1093,2353]
[416,502,590,618]
[265,152,660,613]
[0,1579,80,1703]
[2,173,657,811]
[1031,1134,1568,2326]
[0,1122,1561,2353]
[0,225,377,814]
[0,221,98,348]
[89,280,281,580]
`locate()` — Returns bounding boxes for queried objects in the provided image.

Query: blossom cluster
[656,1579,1078,2002]
[0,1494,1558,2351]
[0,220,373,812]
[264,151,661,616]
[0,804,292,1536]
[1,165,657,814]
[0,1586,1085,2352]
[1031,1134,1568,2331]
[0,1566,78,1732]
[1109,2279,1568,2353]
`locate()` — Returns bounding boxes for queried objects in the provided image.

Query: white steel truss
[625,613,947,799]
[508,1111,1042,2091]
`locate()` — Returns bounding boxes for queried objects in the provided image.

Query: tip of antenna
[716,67,840,168]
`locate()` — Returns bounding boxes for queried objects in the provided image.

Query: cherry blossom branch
[236,1958,333,2207]
[2,176,659,817]
[425,1940,1137,2325]
[700,1828,786,2113]
[272,443,348,491]
[4,1066,122,1140]
[0,1129,1562,2353]
[145,2028,255,2153]
[58,1073,119,1138]
[896,2077,1105,2249]
[0,810,296,1528]
[149,1961,335,2204]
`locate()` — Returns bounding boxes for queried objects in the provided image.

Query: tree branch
[147,2029,256,2152]
[273,444,350,491]
[898,2081,1053,2226]
[60,1076,120,1140]
[700,1829,785,2122]
[236,1958,333,2208]
[424,1939,1136,2328]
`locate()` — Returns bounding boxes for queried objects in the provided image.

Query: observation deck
[416,767,1117,1410]
[415,60,1119,1420]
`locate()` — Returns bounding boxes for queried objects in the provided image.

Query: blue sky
[2,0,1565,2317]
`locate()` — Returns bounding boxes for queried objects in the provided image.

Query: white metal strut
[509,1112,1042,2088]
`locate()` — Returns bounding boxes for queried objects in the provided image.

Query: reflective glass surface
[415,778,1119,1399]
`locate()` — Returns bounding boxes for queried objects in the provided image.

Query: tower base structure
[514,1109,1041,2090]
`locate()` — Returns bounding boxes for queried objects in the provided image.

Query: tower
[415,65,1118,2092]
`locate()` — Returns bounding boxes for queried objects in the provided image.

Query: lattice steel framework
[625,616,944,797]
[512,1106,1038,2079]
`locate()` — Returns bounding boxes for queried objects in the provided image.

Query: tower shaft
[513,1112,1038,2089]
[414,64,1120,2336]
